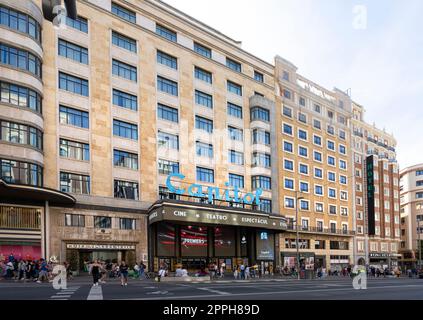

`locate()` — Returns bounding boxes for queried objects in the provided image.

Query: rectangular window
[339,145,346,155]
[226,57,241,72]
[195,116,213,133]
[114,180,139,200]
[112,31,137,52]
[58,39,88,64]
[229,150,244,165]
[254,71,264,82]
[285,178,294,190]
[196,167,214,183]
[252,176,271,190]
[156,50,177,69]
[227,102,243,118]
[299,97,306,106]
[195,90,213,108]
[227,81,242,96]
[285,197,294,208]
[284,141,293,153]
[314,168,323,179]
[113,149,138,170]
[119,217,136,230]
[194,42,211,58]
[158,159,180,175]
[194,67,212,84]
[157,76,178,96]
[300,200,309,211]
[228,126,243,141]
[196,142,214,158]
[65,214,85,227]
[416,170,423,176]
[298,113,307,123]
[59,105,89,128]
[315,185,323,195]
[252,153,271,168]
[94,216,111,229]
[158,131,179,150]
[300,182,309,193]
[327,140,335,151]
[328,156,335,166]
[156,24,177,42]
[299,146,308,157]
[157,104,178,123]
[251,107,270,122]
[253,129,270,145]
[298,129,307,140]
[284,159,294,171]
[112,59,137,81]
[283,106,292,118]
[313,119,321,130]
[113,89,137,111]
[314,135,322,146]
[283,89,291,99]
[229,173,244,188]
[283,123,293,135]
[60,172,90,194]
[259,199,272,213]
[65,16,88,33]
[59,72,88,96]
[299,164,308,175]
[113,119,138,140]
[329,205,337,215]
[59,139,89,161]
[0,80,42,113]
[112,2,136,23]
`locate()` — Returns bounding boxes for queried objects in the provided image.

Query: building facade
[0,0,400,273]
[399,164,423,269]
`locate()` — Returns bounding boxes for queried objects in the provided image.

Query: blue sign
[166,173,263,205]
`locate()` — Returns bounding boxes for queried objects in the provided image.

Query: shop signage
[369,253,397,258]
[166,173,263,205]
[149,205,287,231]
[66,244,136,250]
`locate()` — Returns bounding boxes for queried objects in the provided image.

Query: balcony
[0,206,41,231]
[286,224,355,236]
[353,131,364,138]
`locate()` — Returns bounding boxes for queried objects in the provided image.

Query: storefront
[148,200,287,272]
[369,253,400,269]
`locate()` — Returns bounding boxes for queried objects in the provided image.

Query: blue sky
[164,0,423,168]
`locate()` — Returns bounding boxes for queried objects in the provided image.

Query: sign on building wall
[366,155,376,235]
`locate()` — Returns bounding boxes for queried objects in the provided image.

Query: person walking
[220,262,225,278]
[139,261,146,280]
[120,261,129,286]
[240,264,245,280]
[91,260,101,286]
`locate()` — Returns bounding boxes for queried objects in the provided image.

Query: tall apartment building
[399,164,423,269]
[351,103,401,269]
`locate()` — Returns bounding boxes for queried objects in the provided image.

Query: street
[0,276,422,300]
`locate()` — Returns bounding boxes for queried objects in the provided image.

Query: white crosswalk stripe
[49,286,80,300]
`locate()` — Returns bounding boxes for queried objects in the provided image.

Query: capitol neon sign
[166,173,263,205]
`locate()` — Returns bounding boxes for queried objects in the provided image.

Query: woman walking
[91,260,101,286]
[120,261,129,286]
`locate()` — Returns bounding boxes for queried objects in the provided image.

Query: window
[298,129,307,140]
[314,168,323,178]
[194,42,211,58]
[0,43,42,77]
[314,151,322,162]
[0,159,42,186]
[158,131,179,150]
[327,125,334,135]
[196,167,214,183]
[416,170,423,176]
[300,200,309,211]
[328,188,336,198]
[252,153,271,168]
[340,175,347,185]
[284,159,294,171]
[227,81,242,96]
[283,89,291,99]
[314,135,322,146]
[339,159,347,170]
[328,172,336,182]
[0,81,42,113]
[252,176,271,190]
[94,216,111,229]
[416,192,423,199]
[229,174,244,188]
[112,2,136,23]
[330,241,349,250]
[328,156,335,166]
[156,24,177,42]
[157,104,178,123]
[298,112,307,123]
[159,186,180,200]
[299,164,308,175]
[156,50,177,69]
[417,181,423,187]
[299,146,308,157]
[113,120,138,140]
[253,130,270,145]
[65,16,88,33]
[59,139,89,161]
[229,150,244,165]
[341,207,348,216]
[113,89,137,111]
[340,191,348,201]
[226,57,241,72]
[158,159,180,175]
[196,142,213,158]
[157,76,178,96]
[259,199,272,213]
[339,145,346,155]
[59,105,89,128]
[283,123,293,135]
[315,203,324,213]
[194,66,213,84]
[315,239,326,249]
[301,219,309,230]
[65,214,85,227]
[1,120,42,150]
[315,185,323,196]
[227,102,243,118]
[327,140,335,151]
[254,71,264,82]
[113,149,138,170]
[300,182,309,193]
[251,107,270,122]
[284,178,294,190]
[0,5,41,41]
[284,141,293,153]
[329,205,337,215]
[195,116,213,133]
[339,130,346,140]
[299,97,306,106]
[60,172,90,194]
[282,71,290,81]
[195,90,213,108]
[112,31,137,52]
[314,104,321,113]
[228,126,243,141]
[114,180,139,200]
[283,106,292,118]
[58,39,88,64]
[112,59,137,81]
[59,72,88,96]
[285,197,294,208]
[119,218,136,230]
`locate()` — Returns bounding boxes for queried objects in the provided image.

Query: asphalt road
[0,276,422,300]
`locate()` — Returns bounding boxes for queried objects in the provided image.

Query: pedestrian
[120,261,129,286]
[245,266,250,279]
[37,259,48,283]
[233,265,238,280]
[240,264,245,280]
[91,260,101,286]
[19,260,27,281]
[139,261,146,280]
[220,262,225,278]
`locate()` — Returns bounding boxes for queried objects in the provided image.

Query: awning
[0,179,75,206]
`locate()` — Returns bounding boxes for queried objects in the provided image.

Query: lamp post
[419,219,422,272]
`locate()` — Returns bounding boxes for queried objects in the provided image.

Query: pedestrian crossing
[49,286,80,300]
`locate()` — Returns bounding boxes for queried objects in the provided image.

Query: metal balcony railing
[285,224,355,236]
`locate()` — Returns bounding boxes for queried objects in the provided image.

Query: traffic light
[42,0,77,22]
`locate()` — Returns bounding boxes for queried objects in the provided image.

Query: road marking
[87,284,103,300]
[49,286,80,300]
[146,291,169,295]
[51,295,72,298]
[197,287,230,295]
